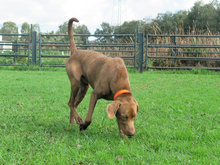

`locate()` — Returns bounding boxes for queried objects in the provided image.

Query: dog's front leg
[79,91,97,131]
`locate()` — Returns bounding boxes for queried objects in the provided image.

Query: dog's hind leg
[68,76,90,126]
[68,82,84,125]
[66,61,85,125]
[74,76,89,108]
[67,80,83,125]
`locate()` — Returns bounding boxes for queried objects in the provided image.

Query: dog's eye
[123,116,128,120]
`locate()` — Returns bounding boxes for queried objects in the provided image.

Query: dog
[65,17,139,136]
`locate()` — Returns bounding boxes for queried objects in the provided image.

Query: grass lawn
[0,69,219,164]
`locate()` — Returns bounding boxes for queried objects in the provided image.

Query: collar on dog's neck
[114,90,131,100]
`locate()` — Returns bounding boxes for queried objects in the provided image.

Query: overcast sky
[0,0,213,34]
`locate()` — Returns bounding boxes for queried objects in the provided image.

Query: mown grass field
[0,68,219,164]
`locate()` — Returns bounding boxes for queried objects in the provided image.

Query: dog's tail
[68,17,79,54]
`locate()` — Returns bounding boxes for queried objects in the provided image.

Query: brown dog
[65,17,139,136]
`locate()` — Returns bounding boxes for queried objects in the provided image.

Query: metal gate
[0,33,30,66]
[145,33,220,70]
[38,33,138,68]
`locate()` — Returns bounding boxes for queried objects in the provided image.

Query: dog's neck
[114,90,131,100]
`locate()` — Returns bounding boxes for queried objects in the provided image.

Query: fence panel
[39,34,137,68]
[3,31,219,71]
[0,33,30,66]
[145,34,220,70]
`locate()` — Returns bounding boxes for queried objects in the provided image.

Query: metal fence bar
[148,66,220,70]
[148,56,220,61]
[32,31,37,65]
[41,41,134,45]
[0,54,29,57]
[148,34,220,38]
[39,34,42,67]
[41,34,136,37]
[0,33,28,36]
[27,33,30,66]
[179,51,220,54]
[148,50,220,54]
[138,33,144,73]
[148,44,220,48]
[145,34,148,69]
[40,48,135,52]
[0,64,27,66]
[85,50,135,52]
[40,44,134,47]
[41,55,70,58]
[134,34,137,69]
[41,55,135,58]
[40,64,135,68]
[0,43,28,47]
[172,29,177,63]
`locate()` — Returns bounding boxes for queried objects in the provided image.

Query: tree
[114,20,141,34]
[172,10,187,33]
[151,10,188,34]
[41,30,57,42]
[21,22,30,34]
[56,21,75,42]
[20,22,30,41]
[57,21,69,34]
[75,24,90,42]
[55,21,89,42]
[114,20,142,42]
[1,21,17,41]
[154,12,172,33]
[94,22,115,42]
[75,24,89,34]
[184,1,218,33]
[32,24,41,33]
[216,2,220,32]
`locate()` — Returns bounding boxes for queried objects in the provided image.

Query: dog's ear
[106,100,121,119]
[133,98,139,112]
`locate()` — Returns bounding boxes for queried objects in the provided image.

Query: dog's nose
[127,131,135,136]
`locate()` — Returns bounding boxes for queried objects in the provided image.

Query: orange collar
[114,90,131,100]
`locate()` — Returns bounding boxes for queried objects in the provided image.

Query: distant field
[0,69,219,164]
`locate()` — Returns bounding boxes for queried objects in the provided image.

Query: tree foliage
[21,22,30,34]
[75,24,91,42]
[20,22,30,41]
[94,22,115,42]
[114,20,142,34]
[55,21,90,42]
[32,24,41,33]
[0,21,17,41]
[148,0,220,34]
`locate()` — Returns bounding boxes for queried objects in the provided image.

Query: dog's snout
[127,130,135,136]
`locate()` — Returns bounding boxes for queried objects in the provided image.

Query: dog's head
[106,96,138,136]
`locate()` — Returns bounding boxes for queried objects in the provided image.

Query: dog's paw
[79,121,91,131]
[76,117,84,125]
[79,124,88,131]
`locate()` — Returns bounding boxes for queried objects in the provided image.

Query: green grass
[0,69,219,164]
